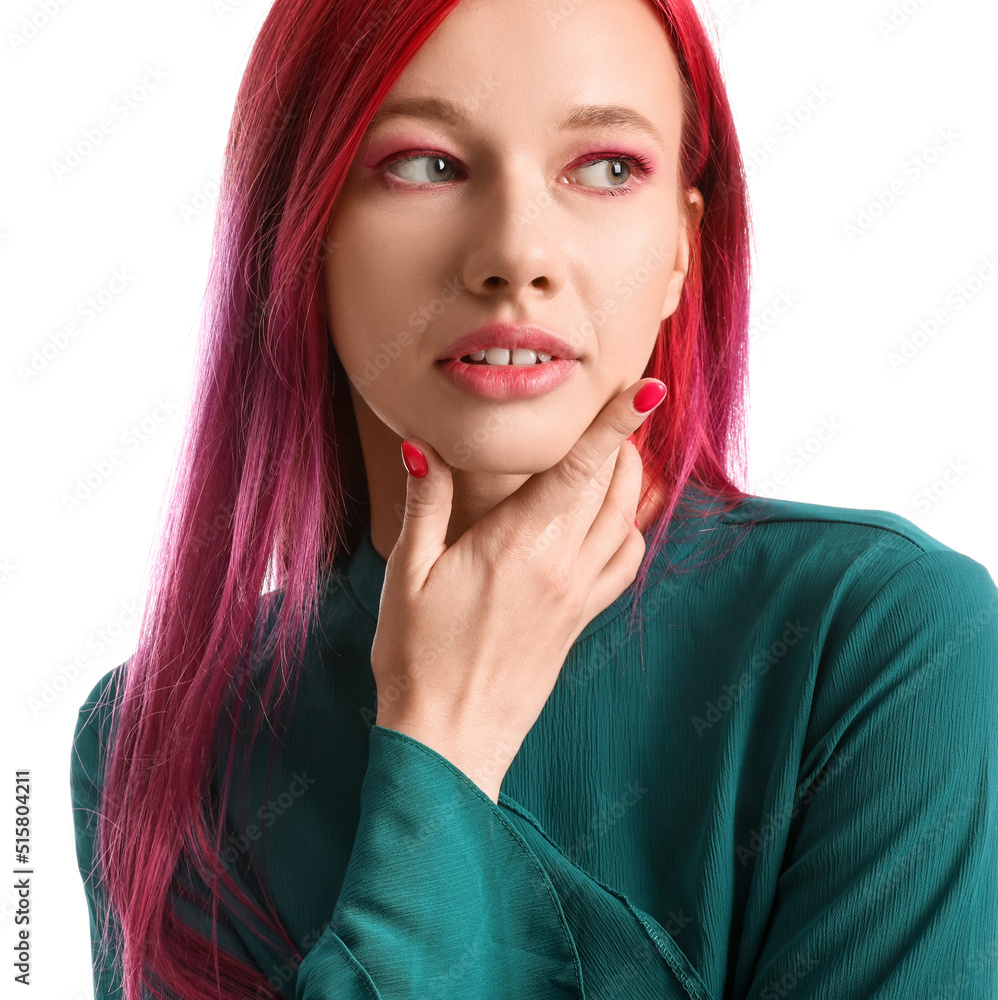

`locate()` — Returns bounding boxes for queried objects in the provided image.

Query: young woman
[70,0,998,998]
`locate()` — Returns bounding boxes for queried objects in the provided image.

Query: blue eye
[380,151,652,196]
[568,156,649,196]
[384,155,459,185]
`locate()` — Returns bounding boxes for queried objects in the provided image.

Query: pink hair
[88,1,754,997]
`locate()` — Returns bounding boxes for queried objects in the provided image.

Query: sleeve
[742,549,998,999]
[295,723,710,1000]
[70,673,268,1000]
[73,672,709,1000]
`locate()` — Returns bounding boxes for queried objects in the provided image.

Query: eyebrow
[366,96,667,149]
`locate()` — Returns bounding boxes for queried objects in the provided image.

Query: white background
[1,0,996,997]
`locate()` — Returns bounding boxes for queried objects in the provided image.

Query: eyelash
[378,150,654,197]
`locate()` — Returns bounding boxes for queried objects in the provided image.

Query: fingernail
[401,441,428,478]
[633,380,667,415]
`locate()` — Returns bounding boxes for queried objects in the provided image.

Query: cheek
[323,213,402,371]
[601,220,679,318]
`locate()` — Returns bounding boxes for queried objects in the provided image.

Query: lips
[436,356,577,400]
[437,321,580,363]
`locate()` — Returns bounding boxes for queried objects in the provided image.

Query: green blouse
[70,490,998,999]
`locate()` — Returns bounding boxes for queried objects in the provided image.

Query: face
[324,0,704,474]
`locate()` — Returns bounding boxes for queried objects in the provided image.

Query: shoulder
[705,497,998,783]
[71,663,127,795]
[70,662,128,852]
[723,494,997,693]
[705,494,998,678]
[74,662,126,747]
[717,492,955,554]
[715,492,995,598]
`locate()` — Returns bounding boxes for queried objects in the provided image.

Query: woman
[70,0,998,998]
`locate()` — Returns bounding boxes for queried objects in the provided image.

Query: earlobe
[659,235,689,323]
[660,268,686,323]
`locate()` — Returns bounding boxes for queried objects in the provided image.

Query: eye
[383,154,460,185]
[379,151,653,195]
[566,156,650,196]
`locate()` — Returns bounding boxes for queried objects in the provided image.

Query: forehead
[374,0,683,145]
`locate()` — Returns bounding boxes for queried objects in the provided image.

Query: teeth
[460,348,557,365]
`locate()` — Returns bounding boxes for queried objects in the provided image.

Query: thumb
[396,438,454,579]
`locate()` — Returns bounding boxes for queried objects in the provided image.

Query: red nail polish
[401,441,428,478]
[633,381,667,414]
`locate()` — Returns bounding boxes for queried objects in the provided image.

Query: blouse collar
[347,527,388,622]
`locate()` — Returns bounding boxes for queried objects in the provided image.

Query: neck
[350,391,663,561]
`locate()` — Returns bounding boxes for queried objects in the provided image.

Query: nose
[460,157,569,302]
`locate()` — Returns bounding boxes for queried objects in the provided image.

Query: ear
[660,187,705,322]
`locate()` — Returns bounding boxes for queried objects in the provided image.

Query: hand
[370,378,667,803]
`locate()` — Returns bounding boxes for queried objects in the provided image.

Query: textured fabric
[70,489,998,998]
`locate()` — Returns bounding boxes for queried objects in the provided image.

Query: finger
[543,442,623,556]
[560,426,644,547]
[578,525,647,629]
[393,437,454,584]
[498,378,666,547]
[578,437,645,574]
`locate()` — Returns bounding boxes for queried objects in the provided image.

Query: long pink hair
[86,1,754,997]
